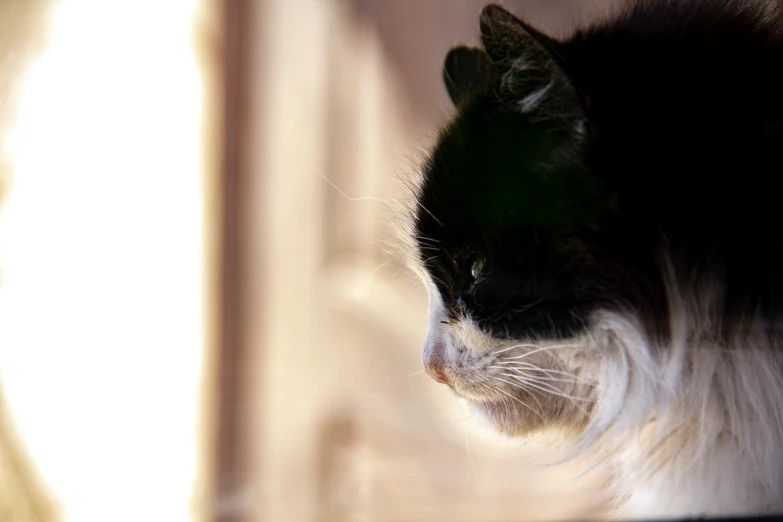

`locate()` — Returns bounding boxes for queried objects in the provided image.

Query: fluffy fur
[403,1,783,517]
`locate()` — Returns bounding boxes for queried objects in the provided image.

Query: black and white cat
[401,0,783,516]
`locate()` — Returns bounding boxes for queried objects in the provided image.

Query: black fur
[416,0,783,342]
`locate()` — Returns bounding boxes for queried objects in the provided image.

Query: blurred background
[0,1,618,521]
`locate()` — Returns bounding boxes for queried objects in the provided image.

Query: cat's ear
[479,4,583,122]
[443,46,493,106]
[479,4,563,65]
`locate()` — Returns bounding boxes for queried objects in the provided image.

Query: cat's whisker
[488,343,543,357]
[499,394,513,420]
[492,373,568,401]
[488,384,544,420]
[476,381,501,401]
[488,377,545,410]
[502,343,582,361]
[492,357,584,374]
[496,373,594,404]
[491,363,594,385]
[492,375,592,417]
[475,380,540,418]
[489,342,580,357]
[492,390,516,423]
[488,365,592,386]
[501,369,583,394]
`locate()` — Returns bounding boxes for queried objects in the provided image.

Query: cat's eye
[470,257,485,279]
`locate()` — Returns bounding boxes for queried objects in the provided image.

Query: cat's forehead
[414,99,597,255]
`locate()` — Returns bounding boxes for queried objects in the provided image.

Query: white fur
[518,81,553,113]
[584,297,783,517]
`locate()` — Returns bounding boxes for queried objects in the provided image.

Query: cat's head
[413,5,628,436]
[405,3,783,512]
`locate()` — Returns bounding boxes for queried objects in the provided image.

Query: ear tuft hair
[478,4,582,123]
[479,4,562,65]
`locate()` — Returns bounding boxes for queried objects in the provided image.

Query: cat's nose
[423,338,451,385]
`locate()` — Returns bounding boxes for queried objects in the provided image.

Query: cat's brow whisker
[417,201,445,227]
[413,234,442,244]
[414,238,442,248]
[371,259,396,281]
[421,255,440,266]
[310,160,392,207]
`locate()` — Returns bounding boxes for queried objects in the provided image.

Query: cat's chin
[465,398,534,436]
[470,399,510,418]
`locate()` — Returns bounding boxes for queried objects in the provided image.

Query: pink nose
[423,336,451,385]
[424,365,451,385]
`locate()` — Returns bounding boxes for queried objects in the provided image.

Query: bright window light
[0,1,205,521]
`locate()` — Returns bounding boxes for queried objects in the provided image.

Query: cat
[400,0,783,517]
